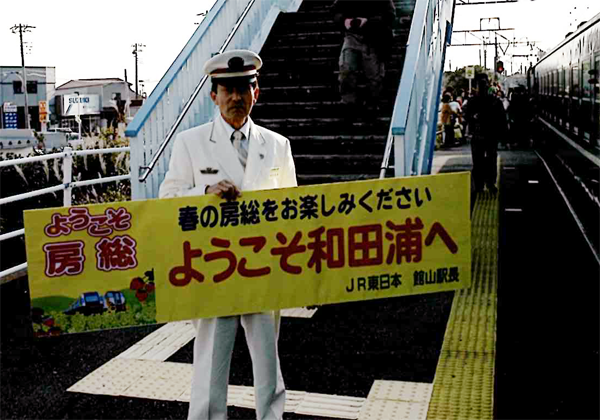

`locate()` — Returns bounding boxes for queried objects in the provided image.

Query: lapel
[242,118,268,189]
[208,118,245,187]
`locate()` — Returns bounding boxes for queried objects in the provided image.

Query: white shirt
[215,112,250,157]
[449,101,462,114]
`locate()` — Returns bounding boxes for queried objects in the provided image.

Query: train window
[559,69,565,96]
[565,67,571,97]
[583,61,592,99]
[540,74,544,95]
[552,71,558,96]
[572,67,580,98]
[596,57,600,102]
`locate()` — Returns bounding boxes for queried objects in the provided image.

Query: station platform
[1,144,598,420]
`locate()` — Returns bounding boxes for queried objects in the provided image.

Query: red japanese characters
[168,218,458,286]
[41,207,137,277]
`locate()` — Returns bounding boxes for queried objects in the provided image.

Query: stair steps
[255,0,416,185]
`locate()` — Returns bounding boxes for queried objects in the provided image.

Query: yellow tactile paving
[427,161,500,420]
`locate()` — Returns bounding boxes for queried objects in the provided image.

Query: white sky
[1,0,218,96]
[1,0,599,94]
[447,0,600,74]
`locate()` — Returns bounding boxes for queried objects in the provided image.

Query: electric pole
[132,43,146,98]
[494,32,499,80]
[11,23,35,129]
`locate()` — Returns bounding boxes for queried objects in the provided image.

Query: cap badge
[228,57,245,72]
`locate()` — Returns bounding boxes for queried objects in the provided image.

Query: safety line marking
[68,358,367,419]
[358,380,433,420]
[68,309,439,419]
[67,358,432,420]
[114,307,318,362]
[426,156,500,419]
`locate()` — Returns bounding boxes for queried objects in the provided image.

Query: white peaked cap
[203,50,263,80]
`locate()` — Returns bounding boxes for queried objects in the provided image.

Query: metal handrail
[1,263,27,283]
[138,0,257,183]
[379,0,454,178]
[0,147,130,168]
[379,0,430,179]
[0,146,131,280]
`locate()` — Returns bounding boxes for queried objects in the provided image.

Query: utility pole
[494,32,498,80]
[11,23,35,129]
[131,43,146,98]
[484,47,487,69]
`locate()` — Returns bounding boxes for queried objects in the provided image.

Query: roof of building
[56,78,131,90]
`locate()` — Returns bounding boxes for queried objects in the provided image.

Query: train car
[64,292,105,316]
[530,12,600,150]
[103,291,127,312]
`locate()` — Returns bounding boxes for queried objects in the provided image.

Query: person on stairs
[332,0,396,116]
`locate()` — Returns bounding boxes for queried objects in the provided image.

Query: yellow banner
[24,173,471,336]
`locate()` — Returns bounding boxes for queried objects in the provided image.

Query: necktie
[231,131,248,169]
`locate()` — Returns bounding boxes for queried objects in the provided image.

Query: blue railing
[381,0,455,178]
[125,0,302,200]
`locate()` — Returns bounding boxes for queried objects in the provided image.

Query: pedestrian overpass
[124,0,455,200]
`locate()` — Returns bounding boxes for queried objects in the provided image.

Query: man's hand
[206,180,242,200]
[344,17,367,30]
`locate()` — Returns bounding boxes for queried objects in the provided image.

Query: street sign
[62,95,100,116]
[39,100,49,123]
[3,102,18,129]
[465,66,475,79]
[4,102,17,113]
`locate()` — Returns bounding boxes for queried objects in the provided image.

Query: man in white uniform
[159,50,297,420]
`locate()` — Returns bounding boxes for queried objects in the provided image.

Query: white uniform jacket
[159,116,297,198]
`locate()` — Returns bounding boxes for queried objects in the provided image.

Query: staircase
[251,0,417,186]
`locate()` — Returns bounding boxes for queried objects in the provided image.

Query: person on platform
[440,93,458,148]
[159,49,297,420]
[332,0,396,115]
[463,73,508,194]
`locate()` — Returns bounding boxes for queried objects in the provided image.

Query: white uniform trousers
[187,313,286,420]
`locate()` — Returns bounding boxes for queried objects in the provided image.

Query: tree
[443,65,491,96]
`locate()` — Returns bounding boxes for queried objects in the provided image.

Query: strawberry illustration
[136,288,148,302]
[42,317,55,327]
[146,282,155,293]
[130,277,145,290]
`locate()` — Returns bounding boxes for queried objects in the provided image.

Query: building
[0,65,56,131]
[54,78,140,135]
